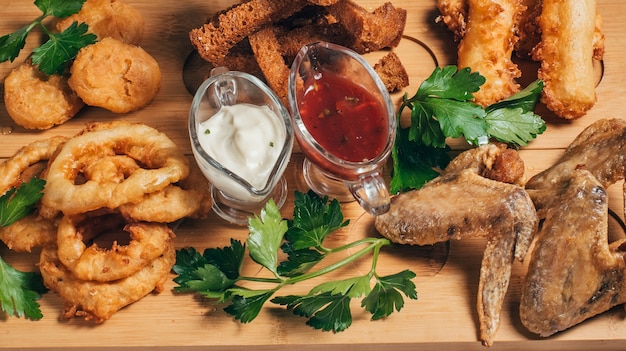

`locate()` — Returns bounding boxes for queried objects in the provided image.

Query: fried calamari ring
[83,155,140,184]
[3,60,84,130]
[55,0,145,45]
[41,121,189,215]
[39,238,175,322]
[0,136,67,252]
[118,163,212,222]
[56,213,175,282]
[0,215,57,252]
[0,136,67,194]
[68,37,161,113]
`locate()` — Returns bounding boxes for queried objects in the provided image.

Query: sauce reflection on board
[197,103,286,196]
[297,67,389,163]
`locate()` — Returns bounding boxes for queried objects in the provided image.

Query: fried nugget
[68,37,161,113]
[457,0,523,107]
[534,0,598,119]
[4,60,84,130]
[189,0,309,66]
[55,0,145,45]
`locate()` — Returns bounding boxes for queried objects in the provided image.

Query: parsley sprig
[0,0,96,75]
[0,177,48,320]
[173,191,417,332]
[392,65,546,192]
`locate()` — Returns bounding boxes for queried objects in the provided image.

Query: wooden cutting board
[0,0,625,350]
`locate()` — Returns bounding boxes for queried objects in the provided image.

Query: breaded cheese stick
[515,0,541,58]
[436,0,469,41]
[457,0,523,107]
[534,0,597,119]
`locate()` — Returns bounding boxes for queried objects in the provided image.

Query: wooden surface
[1,0,625,350]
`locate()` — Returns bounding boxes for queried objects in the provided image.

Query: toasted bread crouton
[374,52,409,93]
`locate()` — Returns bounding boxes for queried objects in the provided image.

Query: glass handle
[347,171,390,216]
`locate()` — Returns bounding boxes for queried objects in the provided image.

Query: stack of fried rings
[0,121,211,322]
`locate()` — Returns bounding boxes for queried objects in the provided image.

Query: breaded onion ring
[39,238,175,322]
[68,37,161,114]
[0,136,67,194]
[0,215,57,253]
[118,163,212,222]
[4,60,84,130]
[41,121,189,215]
[0,136,67,252]
[56,213,175,282]
[83,155,140,184]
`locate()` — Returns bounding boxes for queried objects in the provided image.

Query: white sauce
[197,103,286,198]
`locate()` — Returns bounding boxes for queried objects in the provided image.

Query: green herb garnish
[392,66,546,192]
[173,190,417,332]
[0,0,96,75]
[0,177,48,320]
[0,256,47,320]
[0,177,45,226]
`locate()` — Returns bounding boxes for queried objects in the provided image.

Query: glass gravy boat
[189,69,294,225]
[288,42,396,216]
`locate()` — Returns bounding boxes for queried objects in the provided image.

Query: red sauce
[297,68,389,163]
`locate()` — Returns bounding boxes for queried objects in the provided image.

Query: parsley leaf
[0,0,95,75]
[0,178,49,320]
[277,191,349,277]
[0,177,45,226]
[390,125,450,194]
[0,25,33,63]
[0,256,47,320]
[272,292,353,332]
[392,66,546,192]
[362,270,417,320]
[247,199,287,277]
[400,66,486,148]
[32,21,96,75]
[173,191,418,332]
[35,0,86,18]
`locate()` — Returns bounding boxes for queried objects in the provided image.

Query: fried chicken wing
[526,118,626,216]
[521,118,626,336]
[375,143,538,346]
[520,170,626,336]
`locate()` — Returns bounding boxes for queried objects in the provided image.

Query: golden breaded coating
[457,0,522,107]
[534,0,597,119]
[436,0,469,41]
[4,61,84,130]
[55,0,145,45]
[68,37,161,114]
